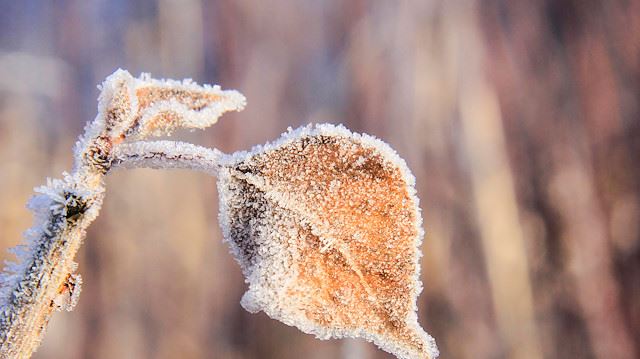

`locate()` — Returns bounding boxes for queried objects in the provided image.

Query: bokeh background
[0,1,639,358]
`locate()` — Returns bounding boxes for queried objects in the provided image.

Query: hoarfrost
[217,124,438,359]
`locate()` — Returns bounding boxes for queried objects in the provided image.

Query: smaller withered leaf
[217,124,438,359]
[95,69,246,142]
[76,69,245,174]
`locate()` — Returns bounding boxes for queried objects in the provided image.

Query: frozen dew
[218,124,438,359]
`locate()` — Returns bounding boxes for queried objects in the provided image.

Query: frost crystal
[218,124,438,359]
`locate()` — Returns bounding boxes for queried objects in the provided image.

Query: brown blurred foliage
[0,1,638,358]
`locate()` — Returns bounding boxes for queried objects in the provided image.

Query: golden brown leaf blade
[217,124,438,359]
[95,69,246,142]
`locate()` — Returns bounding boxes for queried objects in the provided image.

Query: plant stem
[111,141,224,175]
[0,69,245,358]
[0,170,105,358]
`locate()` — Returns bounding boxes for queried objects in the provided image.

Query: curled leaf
[99,69,246,140]
[75,69,245,173]
[217,124,438,359]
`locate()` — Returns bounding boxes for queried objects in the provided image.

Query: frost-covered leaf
[74,69,245,174]
[100,69,246,140]
[217,124,438,359]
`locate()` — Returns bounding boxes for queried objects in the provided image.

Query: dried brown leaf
[95,69,246,142]
[218,124,438,359]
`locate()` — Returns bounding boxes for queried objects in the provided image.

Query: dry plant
[0,70,438,359]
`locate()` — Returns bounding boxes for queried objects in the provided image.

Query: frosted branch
[0,69,245,358]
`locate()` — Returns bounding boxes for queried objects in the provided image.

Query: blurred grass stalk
[548,150,636,359]
[456,5,542,358]
[460,84,542,359]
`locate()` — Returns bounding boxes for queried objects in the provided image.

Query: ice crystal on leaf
[217,124,438,359]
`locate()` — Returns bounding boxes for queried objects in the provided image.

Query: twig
[0,69,245,358]
[111,141,224,175]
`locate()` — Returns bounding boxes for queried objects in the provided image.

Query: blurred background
[0,1,639,358]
